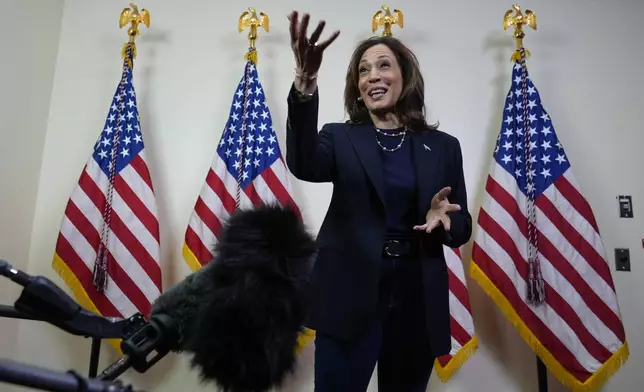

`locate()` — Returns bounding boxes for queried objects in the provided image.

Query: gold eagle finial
[238,7,269,64]
[118,3,150,63]
[372,5,403,37]
[119,3,150,42]
[503,4,536,62]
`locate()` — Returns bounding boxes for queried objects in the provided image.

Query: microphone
[0,260,146,339]
[98,202,317,392]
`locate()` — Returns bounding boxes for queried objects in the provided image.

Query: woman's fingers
[288,12,339,73]
[440,215,451,232]
[414,212,453,233]
[429,217,444,233]
[435,187,451,201]
[430,187,451,208]
[289,12,339,52]
[308,20,325,45]
[317,29,340,51]
[414,218,441,233]
[297,13,310,49]
[288,11,299,46]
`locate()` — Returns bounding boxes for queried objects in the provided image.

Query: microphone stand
[0,305,105,378]
[0,358,145,392]
[0,260,146,340]
[96,313,177,382]
[0,259,150,391]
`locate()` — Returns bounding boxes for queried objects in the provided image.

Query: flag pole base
[537,355,548,391]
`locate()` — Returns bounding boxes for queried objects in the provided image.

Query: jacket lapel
[412,131,444,220]
[343,125,445,213]
[344,124,385,206]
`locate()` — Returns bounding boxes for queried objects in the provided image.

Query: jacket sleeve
[285,83,336,183]
[439,137,472,248]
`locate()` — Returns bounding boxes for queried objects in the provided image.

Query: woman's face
[357,43,403,114]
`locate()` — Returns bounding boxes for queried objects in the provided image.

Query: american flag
[52,44,162,349]
[434,246,478,381]
[470,50,629,391]
[183,59,299,269]
[181,58,311,348]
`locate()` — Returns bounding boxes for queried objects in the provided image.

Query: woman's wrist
[293,68,318,97]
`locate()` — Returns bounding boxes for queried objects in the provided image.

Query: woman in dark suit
[286,11,472,392]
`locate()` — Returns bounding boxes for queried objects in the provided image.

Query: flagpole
[87,2,151,378]
[503,4,547,391]
[235,8,269,210]
[371,5,481,383]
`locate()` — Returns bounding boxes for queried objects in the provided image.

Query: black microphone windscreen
[151,203,316,392]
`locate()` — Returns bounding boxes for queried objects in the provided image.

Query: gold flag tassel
[503,4,536,62]
[119,2,150,68]
[239,8,269,65]
[372,5,403,37]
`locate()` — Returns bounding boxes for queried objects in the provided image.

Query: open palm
[288,11,340,76]
[413,187,461,233]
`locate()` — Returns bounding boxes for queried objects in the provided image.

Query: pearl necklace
[375,127,407,152]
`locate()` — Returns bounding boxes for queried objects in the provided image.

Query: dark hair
[344,36,438,131]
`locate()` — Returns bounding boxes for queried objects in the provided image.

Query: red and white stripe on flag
[182,61,309,350]
[470,162,629,391]
[182,62,300,272]
[182,153,299,271]
[470,57,628,392]
[52,45,162,352]
[434,246,478,381]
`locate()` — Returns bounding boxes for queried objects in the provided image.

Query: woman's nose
[368,70,381,83]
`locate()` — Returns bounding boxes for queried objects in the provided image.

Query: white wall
[0,0,64,371]
[8,0,644,391]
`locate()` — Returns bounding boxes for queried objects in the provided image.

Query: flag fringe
[182,242,204,273]
[434,335,479,382]
[470,261,629,392]
[51,253,123,354]
[296,328,316,354]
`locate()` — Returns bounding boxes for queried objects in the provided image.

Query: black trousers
[314,255,435,392]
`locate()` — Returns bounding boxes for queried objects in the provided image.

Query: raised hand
[288,11,340,93]
[413,187,462,233]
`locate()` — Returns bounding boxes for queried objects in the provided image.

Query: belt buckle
[384,240,402,257]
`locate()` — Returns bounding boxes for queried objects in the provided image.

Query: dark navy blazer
[285,85,472,357]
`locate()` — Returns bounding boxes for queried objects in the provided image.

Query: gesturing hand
[288,11,340,77]
[413,187,462,234]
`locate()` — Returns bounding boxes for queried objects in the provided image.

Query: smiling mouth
[368,87,388,100]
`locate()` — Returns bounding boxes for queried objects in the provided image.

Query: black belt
[382,240,413,258]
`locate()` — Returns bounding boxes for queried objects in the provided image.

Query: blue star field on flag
[92,46,144,178]
[493,60,572,198]
[216,61,281,190]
